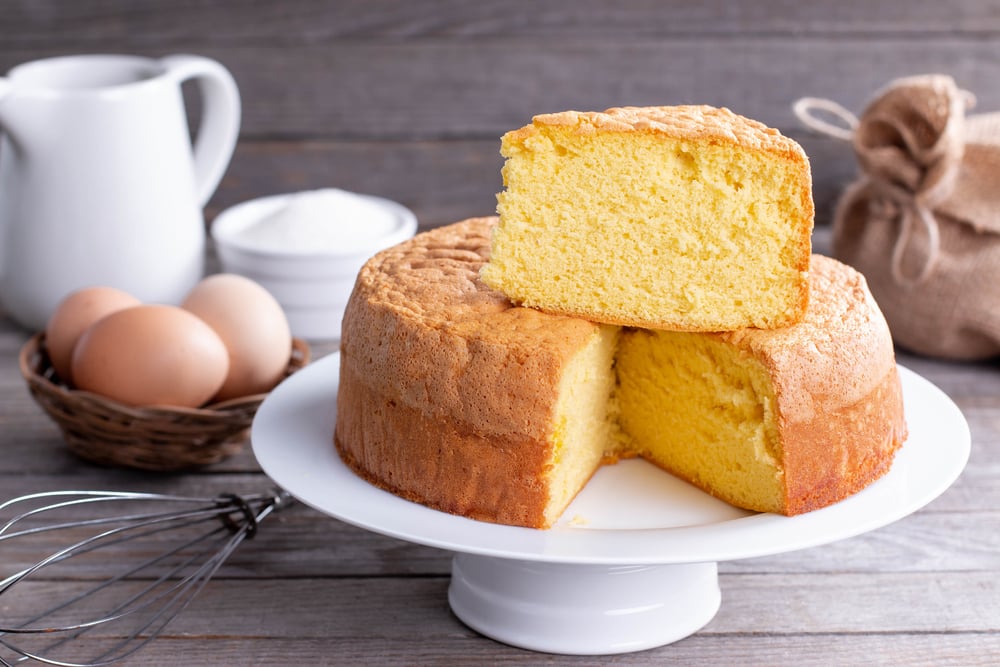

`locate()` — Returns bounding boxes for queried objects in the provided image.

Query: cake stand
[252,353,970,655]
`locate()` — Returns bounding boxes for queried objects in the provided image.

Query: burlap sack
[795,75,1000,360]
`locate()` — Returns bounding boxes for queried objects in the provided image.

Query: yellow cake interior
[483,126,811,330]
[538,324,786,522]
[615,329,784,514]
[544,324,621,526]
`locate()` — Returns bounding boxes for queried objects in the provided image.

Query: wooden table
[1,237,998,666]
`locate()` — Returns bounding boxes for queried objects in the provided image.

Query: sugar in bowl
[211,188,418,341]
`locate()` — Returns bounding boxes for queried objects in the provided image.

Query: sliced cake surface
[481,105,815,331]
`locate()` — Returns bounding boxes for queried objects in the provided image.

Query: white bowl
[211,190,418,341]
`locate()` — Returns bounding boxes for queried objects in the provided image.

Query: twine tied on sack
[793,74,1000,359]
[794,76,977,286]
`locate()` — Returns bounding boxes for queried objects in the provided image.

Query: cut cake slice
[481,105,815,331]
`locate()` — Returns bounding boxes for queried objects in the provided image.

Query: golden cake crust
[707,255,906,513]
[506,105,808,161]
[720,255,897,421]
[336,217,602,526]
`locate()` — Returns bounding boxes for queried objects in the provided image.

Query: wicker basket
[19,333,310,471]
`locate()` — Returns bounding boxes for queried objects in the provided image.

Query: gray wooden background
[4,1,999,230]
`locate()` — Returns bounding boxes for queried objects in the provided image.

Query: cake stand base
[448,554,720,655]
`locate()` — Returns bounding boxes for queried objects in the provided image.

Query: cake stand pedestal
[253,354,971,656]
[449,556,719,654]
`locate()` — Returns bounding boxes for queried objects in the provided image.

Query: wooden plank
[8,571,999,636]
[5,1,1000,43]
[162,40,1000,139]
[724,510,1000,573]
[29,634,997,667]
[714,572,1000,635]
[3,576,997,666]
[1,39,998,141]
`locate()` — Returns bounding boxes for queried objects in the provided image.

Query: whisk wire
[0,525,246,667]
[0,492,219,535]
[79,520,253,667]
[4,516,232,634]
[0,489,291,667]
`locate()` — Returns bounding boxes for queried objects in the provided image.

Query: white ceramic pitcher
[0,54,241,330]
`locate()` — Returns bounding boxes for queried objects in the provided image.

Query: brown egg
[44,286,141,384]
[182,274,292,401]
[71,305,229,408]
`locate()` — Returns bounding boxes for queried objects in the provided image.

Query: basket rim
[19,332,311,419]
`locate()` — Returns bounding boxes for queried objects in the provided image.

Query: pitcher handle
[160,55,241,207]
[0,77,10,123]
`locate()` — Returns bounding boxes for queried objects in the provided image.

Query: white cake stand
[252,353,970,655]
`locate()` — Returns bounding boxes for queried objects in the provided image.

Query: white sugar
[235,189,401,252]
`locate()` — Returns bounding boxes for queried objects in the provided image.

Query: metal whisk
[0,489,292,667]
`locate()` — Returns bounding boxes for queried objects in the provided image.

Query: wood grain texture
[5,40,999,141]
[5,1,1000,42]
[23,635,996,667]
[9,571,1000,635]
[4,579,998,666]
